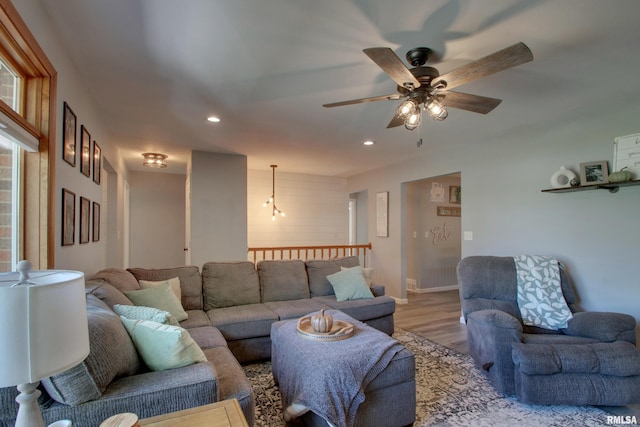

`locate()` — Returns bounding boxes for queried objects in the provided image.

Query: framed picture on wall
[80,125,91,177]
[62,102,76,167]
[62,188,75,246]
[80,196,90,244]
[376,191,389,237]
[579,161,609,185]
[92,202,100,242]
[93,141,102,185]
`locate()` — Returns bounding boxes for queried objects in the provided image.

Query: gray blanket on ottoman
[271,310,403,427]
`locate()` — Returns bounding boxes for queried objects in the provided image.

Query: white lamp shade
[0,270,89,387]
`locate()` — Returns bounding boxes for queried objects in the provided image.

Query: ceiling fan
[323,42,533,130]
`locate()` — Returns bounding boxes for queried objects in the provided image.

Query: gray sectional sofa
[0,257,395,427]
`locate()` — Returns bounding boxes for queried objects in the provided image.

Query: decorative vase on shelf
[550,166,577,188]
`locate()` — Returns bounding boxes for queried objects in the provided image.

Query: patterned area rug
[243,328,612,426]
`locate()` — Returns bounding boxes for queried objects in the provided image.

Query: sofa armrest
[562,311,637,344]
[370,284,385,296]
[466,309,523,395]
[38,362,220,426]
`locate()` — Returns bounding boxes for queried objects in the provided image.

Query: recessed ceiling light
[207,116,221,123]
[363,140,375,146]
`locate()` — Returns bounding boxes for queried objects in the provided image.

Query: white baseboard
[407,285,459,293]
[393,296,409,304]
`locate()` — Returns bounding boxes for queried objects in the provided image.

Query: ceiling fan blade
[323,93,401,108]
[442,91,502,114]
[363,47,421,89]
[386,114,404,128]
[432,42,533,90]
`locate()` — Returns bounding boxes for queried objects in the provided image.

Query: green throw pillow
[113,304,179,326]
[327,267,374,302]
[139,277,182,302]
[340,265,374,286]
[124,282,188,321]
[120,317,207,371]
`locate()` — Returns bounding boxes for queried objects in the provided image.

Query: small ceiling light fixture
[207,116,221,123]
[262,164,285,221]
[363,140,375,146]
[142,152,168,168]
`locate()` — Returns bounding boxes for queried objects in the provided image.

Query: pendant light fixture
[262,165,285,220]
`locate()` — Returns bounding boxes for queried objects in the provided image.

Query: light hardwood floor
[394,289,468,354]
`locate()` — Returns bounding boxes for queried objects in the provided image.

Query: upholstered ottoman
[512,341,640,405]
[271,310,415,427]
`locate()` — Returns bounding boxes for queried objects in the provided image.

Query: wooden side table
[138,399,249,427]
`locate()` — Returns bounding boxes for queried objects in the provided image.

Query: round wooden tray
[296,316,355,341]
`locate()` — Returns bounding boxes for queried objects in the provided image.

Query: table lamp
[0,261,89,427]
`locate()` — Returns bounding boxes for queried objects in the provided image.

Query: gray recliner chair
[457,255,640,405]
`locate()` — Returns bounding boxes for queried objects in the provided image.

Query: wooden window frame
[0,0,57,269]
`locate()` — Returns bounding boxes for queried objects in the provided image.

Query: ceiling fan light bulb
[397,100,418,120]
[426,99,448,121]
[404,111,421,130]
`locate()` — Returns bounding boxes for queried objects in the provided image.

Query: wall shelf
[541,180,640,194]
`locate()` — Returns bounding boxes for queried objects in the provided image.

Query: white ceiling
[39,0,640,177]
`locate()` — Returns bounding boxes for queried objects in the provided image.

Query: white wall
[348,104,640,337]
[15,0,129,276]
[189,151,247,266]
[129,171,185,268]
[247,169,349,247]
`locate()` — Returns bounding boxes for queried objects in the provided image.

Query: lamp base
[15,382,45,427]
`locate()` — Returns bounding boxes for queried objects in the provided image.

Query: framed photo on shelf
[93,141,102,185]
[80,125,91,177]
[80,197,90,244]
[62,102,76,167]
[62,188,75,246]
[376,191,389,237]
[579,161,609,185]
[92,202,100,242]
[449,186,461,204]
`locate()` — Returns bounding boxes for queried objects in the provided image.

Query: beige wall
[129,171,185,268]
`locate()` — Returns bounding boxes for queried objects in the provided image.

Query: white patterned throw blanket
[514,255,573,330]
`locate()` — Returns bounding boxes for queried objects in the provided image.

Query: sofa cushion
[113,304,179,326]
[327,267,374,301]
[258,259,309,302]
[90,268,140,293]
[128,266,203,311]
[264,299,332,320]
[121,318,207,371]
[180,309,213,329]
[202,261,261,309]
[314,295,396,321]
[41,295,141,406]
[207,303,278,340]
[187,326,228,350]
[124,282,188,322]
[305,256,360,297]
[513,341,640,376]
[85,278,133,308]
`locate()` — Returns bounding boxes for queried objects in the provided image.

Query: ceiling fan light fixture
[397,99,418,120]
[404,111,421,130]
[142,152,168,168]
[425,98,448,121]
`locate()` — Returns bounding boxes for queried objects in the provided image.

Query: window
[0,1,56,269]
[0,57,24,271]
